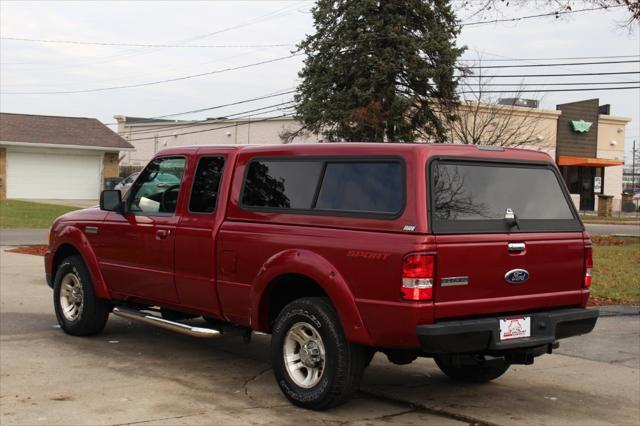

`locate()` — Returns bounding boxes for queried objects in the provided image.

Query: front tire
[434,354,510,383]
[271,297,366,410]
[53,256,110,336]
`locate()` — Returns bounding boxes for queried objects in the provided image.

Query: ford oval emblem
[505,269,529,284]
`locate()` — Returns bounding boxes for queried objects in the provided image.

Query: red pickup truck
[45,143,598,410]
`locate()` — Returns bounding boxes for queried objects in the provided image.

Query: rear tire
[271,297,366,410]
[53,256,110,336]
[434,354,510,383]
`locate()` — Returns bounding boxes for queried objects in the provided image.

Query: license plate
[499,316,531,341]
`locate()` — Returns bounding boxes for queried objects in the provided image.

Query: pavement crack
[359,389,499,426]
[359,408,417,424]
[110,413,205,426]
[243,366,273,401]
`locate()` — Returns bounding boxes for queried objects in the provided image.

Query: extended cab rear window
[429,160,581,234]
[241,158,404,217]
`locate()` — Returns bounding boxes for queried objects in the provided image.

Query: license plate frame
[499,316,531,341]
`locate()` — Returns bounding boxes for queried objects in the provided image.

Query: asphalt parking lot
[1,248,638,426]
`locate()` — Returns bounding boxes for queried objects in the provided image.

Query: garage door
[7,150,102,199]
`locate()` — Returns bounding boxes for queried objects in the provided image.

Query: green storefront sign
[570,120,593,133]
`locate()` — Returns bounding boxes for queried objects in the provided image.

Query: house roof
[0,112,133,150]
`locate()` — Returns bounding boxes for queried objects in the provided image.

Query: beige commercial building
[114,115,320,167]
[115,98,630,212]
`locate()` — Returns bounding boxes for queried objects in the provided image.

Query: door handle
[156,229,171,240]
[508,242,526,252]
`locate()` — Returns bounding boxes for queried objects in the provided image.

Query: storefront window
[561,166,581,194]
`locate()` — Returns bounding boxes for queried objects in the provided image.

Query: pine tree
[289,0,465,143]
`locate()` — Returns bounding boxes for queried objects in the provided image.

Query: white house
[0,113,133,200]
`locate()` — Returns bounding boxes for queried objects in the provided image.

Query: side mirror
[100,190,123,212]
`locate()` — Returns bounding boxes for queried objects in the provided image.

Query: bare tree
[458,0,639,30]
[442,71,552,148]
[432,164,490,219]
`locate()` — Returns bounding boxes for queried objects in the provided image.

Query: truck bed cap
[156,143,554,163]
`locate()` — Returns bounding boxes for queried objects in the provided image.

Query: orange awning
[557,156,624,167]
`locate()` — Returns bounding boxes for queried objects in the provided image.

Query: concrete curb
[597,305,640,317]
[582,221,640,225]
[0,229,48,246]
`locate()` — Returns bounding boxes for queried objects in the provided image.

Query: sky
[1,0,639,162]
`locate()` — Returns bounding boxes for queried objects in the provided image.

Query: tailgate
[427,158,586,319]
[434,232,586,318]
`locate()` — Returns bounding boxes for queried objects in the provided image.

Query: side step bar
[112,307,222,339]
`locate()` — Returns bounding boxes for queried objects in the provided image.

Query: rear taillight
[584,245,593,288]
[402,254,434,301]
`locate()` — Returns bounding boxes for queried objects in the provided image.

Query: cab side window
[128,157,186,215]
[189,157,225,213]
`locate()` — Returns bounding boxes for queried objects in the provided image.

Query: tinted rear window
[316,162,402,214]
[430,161,580,233]
[241,158,404,217]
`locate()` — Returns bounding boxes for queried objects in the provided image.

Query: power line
[125,81,638,134]
[0,4,632,96]
[122,83,639,137]
[0,36,296,49]
[468,81,640,86]
[464,59,640,69]
[458,54,640,62]
[0,1,621,66]
[2,58,636,95]
[108,88,295,125]
[2,32,636,64]
[464,71,640,78]
[122,101,295,136]
[460,86,640,94]
[120,101,295,136]
[115,85,639,142]
[118,80,634,134]
[0,4,624,68]
[126,105,296,142]
[0,1,304,70]
[466,48,638,84]
[0,54,302,95]
[122,86,639,142]
[181,1,305,43]
[4,55,637,92]
[462,4,625,27]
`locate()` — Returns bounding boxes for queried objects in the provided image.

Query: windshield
[429,160,581,234]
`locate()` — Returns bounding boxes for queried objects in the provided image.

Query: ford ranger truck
[45,143,598,410]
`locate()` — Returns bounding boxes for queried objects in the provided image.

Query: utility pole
[633,140,637,192]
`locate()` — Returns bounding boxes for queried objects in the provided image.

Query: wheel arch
[52,243,81,276]
[250,249,372,345]
[51,227,110,299]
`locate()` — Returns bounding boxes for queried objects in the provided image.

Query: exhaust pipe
[112,307,222,338]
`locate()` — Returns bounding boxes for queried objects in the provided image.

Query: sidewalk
[19,199,98,209]
[584,223,640,236]
[0,229,48,246]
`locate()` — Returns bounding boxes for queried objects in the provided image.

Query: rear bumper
[416,308,598,354]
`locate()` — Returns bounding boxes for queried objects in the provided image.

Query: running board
[112,307,222,338]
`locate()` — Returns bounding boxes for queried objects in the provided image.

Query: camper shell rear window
[428,159,582,234]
